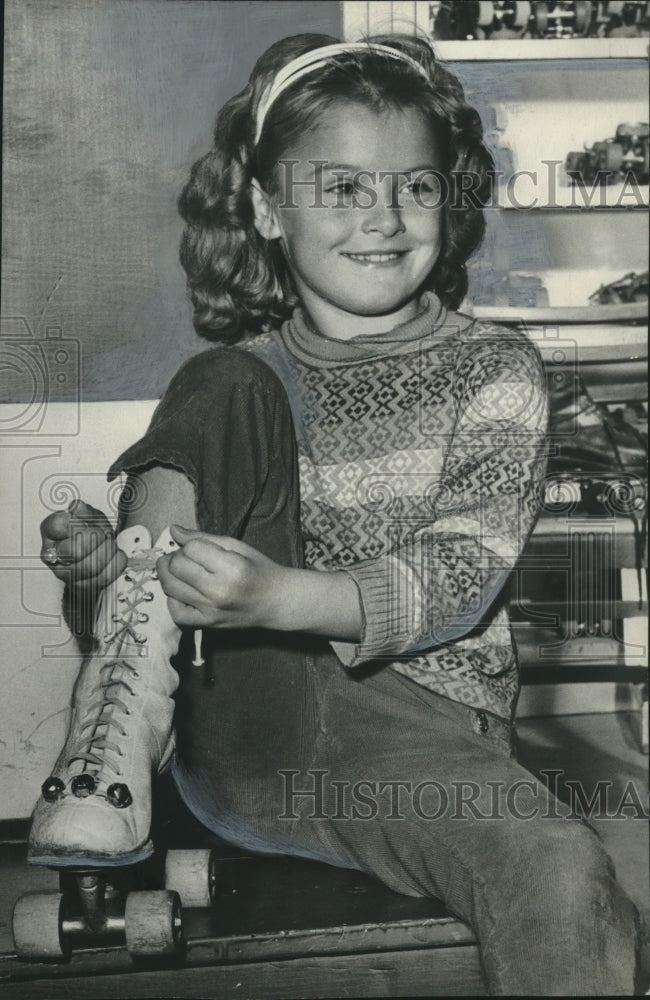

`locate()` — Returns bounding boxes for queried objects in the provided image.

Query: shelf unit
[342,2,649,58]
[343,1,649,690]
[420,38,649,59]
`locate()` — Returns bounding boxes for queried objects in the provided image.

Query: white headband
[254,42,430,144]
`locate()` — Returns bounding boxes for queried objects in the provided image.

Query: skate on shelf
[430,1,650,41]
[565,123,650,187]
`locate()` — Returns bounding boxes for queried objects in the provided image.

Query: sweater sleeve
[331,326,548,670]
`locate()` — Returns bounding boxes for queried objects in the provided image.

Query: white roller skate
[13,525,220,961]
[27,525,182,868]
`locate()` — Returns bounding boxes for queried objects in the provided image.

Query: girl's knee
[521,821,636,928]
[541,819,612,874]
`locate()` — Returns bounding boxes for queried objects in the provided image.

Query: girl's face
[253,103,445,340]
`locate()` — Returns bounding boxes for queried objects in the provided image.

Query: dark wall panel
[2,0,341,401]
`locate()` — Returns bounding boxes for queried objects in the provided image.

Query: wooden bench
[0,787,485,999]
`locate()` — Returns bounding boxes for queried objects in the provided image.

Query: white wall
[0,401,156,818]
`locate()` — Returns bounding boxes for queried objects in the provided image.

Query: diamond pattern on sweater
[298,361,454,462]
[245,317,547,721]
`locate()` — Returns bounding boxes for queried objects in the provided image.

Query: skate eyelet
[71,773,97,798]
[107,782,132,808]
[143,591,154,602]
[124,573,133,583]
[41,776,65,802]
[137,613,149,624]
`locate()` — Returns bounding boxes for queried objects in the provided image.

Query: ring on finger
[43,546,60,565]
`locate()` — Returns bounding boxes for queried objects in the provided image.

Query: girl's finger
[177,541,235,577]
[42,516,114,566]
[170,533,252,580]
[68,499,115,532]
[41,502,115,549]
[54,526,114,565]
[157,555,210,607]
[55,538,122,585]
[166,597,211,628]
[165,549,214,590]
[169,526,230,569]
[171,525,256,560]
[40,511,73,545]
[87,545,127,590]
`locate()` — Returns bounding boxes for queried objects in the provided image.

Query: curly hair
[178,33,495,343]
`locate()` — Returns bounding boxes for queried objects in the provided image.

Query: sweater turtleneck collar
[278,292,471,369]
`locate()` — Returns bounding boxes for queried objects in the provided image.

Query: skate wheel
[574,0,591,34]
[477,1,495,28]
[600,142,624,172]
[124,890,183,956]
[533,0,549,33]
[164,849,217,908]
[616,122,649,139]
[513,1,532,28]
[432,3,455,40]
[13,892,68,959]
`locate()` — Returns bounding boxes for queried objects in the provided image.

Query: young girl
[32,32,640,994]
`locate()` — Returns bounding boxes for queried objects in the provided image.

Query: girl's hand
[40,499,126,589]
[157,525,288,630]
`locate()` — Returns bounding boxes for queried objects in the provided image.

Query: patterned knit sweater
[245,293,549,721]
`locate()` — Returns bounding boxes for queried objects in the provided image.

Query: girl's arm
[117,465,364,643]
[148,328,547,657]
[104,348,365,644]
[156,523,363,641]
[322,325,550,669]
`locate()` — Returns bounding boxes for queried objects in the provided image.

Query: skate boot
[28,525,182,867]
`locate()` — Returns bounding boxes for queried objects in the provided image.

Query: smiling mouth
[342,251,407,265]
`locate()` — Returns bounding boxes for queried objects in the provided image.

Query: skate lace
[67,660,140,777]
[67,559,159,779]
[103,560,158,648]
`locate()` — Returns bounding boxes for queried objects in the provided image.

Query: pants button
[477,711,489,734]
